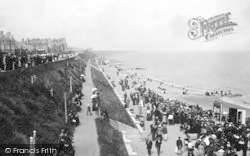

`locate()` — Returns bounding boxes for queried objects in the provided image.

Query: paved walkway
[73,61,100,156]
[101,64,188,156]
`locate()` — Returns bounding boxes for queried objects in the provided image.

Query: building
[0,30,68,54]
[15,38,67,54]
[0,31,16,53]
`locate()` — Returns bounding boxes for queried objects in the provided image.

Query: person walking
[155,136,162,156]
[146,137,153,156]
[87,104,92,115]
[176,137,183,155]
[150,124,157,141]
[168,113,174,125]
[162,124,168,141]
[124,92,127,103]
[156,124,163,142]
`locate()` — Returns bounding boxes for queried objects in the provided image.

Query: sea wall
[91,65,136,128]
[90,61,136,156]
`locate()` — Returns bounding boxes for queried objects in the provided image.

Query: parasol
[91,94,98,99]
[222,112,228,115]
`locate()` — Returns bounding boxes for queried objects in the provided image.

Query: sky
[0,0,249,52]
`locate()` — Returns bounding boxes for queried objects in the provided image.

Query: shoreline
[139,73,250,108]
[137,73,250,111]
[105,60,250,117]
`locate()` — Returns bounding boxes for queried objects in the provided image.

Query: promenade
[101,64,188,156]
[73,61,100,156]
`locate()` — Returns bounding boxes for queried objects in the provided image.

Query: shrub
[0,53,95,145]
[8,131,29,144]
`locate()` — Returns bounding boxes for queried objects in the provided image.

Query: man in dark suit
[146,137,153,156]
[155,136,162,156]
[176,137,183,155]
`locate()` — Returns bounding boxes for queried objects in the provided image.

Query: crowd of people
[0,52,68,71]
[116,72,250,156]
[55,86,85,156]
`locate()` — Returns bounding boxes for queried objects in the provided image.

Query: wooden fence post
[12,61,15,71]
[64,92,68,123]
[31,76,34,84]
[70,76,73,93]
[80,62,82,72]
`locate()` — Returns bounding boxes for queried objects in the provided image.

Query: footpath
[100,64,188,156]
[73,61,100,156]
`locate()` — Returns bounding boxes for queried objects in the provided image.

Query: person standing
[150,124,157,141]
[156,125,163,141]
[155,137,162,156]
[126,97,130,108]
[124,92,127,103]
[168,113,174,125]
[242,134,248,156]
[176,137,183,155]
[162,124,168,141]
[146,138,153,156]
[87,104,92,115]
[132,93,136,105]
[130,92,133,101]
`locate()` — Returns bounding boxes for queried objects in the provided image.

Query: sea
[105,51,250,105]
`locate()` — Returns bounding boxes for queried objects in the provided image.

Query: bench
[125,144,137,156]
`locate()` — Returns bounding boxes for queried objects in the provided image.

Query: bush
[0,58,88,144]
[0,115,14,142]
[8,131,29,144]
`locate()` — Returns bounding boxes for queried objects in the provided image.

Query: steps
[109,119,143,142]
[125,144,137,156]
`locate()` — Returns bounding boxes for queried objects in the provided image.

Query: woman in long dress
[162,124,168,141]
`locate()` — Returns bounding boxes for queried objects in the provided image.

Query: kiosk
[228,108,246,125]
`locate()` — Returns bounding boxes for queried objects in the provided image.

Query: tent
[213,101,221,108]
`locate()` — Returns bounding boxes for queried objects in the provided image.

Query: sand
[103,62,250,118]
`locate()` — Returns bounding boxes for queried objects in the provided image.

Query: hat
[218,128,222,131]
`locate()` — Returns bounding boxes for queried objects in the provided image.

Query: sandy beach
[103,61,250,118]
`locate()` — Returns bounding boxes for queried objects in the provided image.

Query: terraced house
[0,30,68,55]
[0,31,16,53]
[15,38,68,54]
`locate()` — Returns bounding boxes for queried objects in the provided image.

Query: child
[87,104,92,115]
